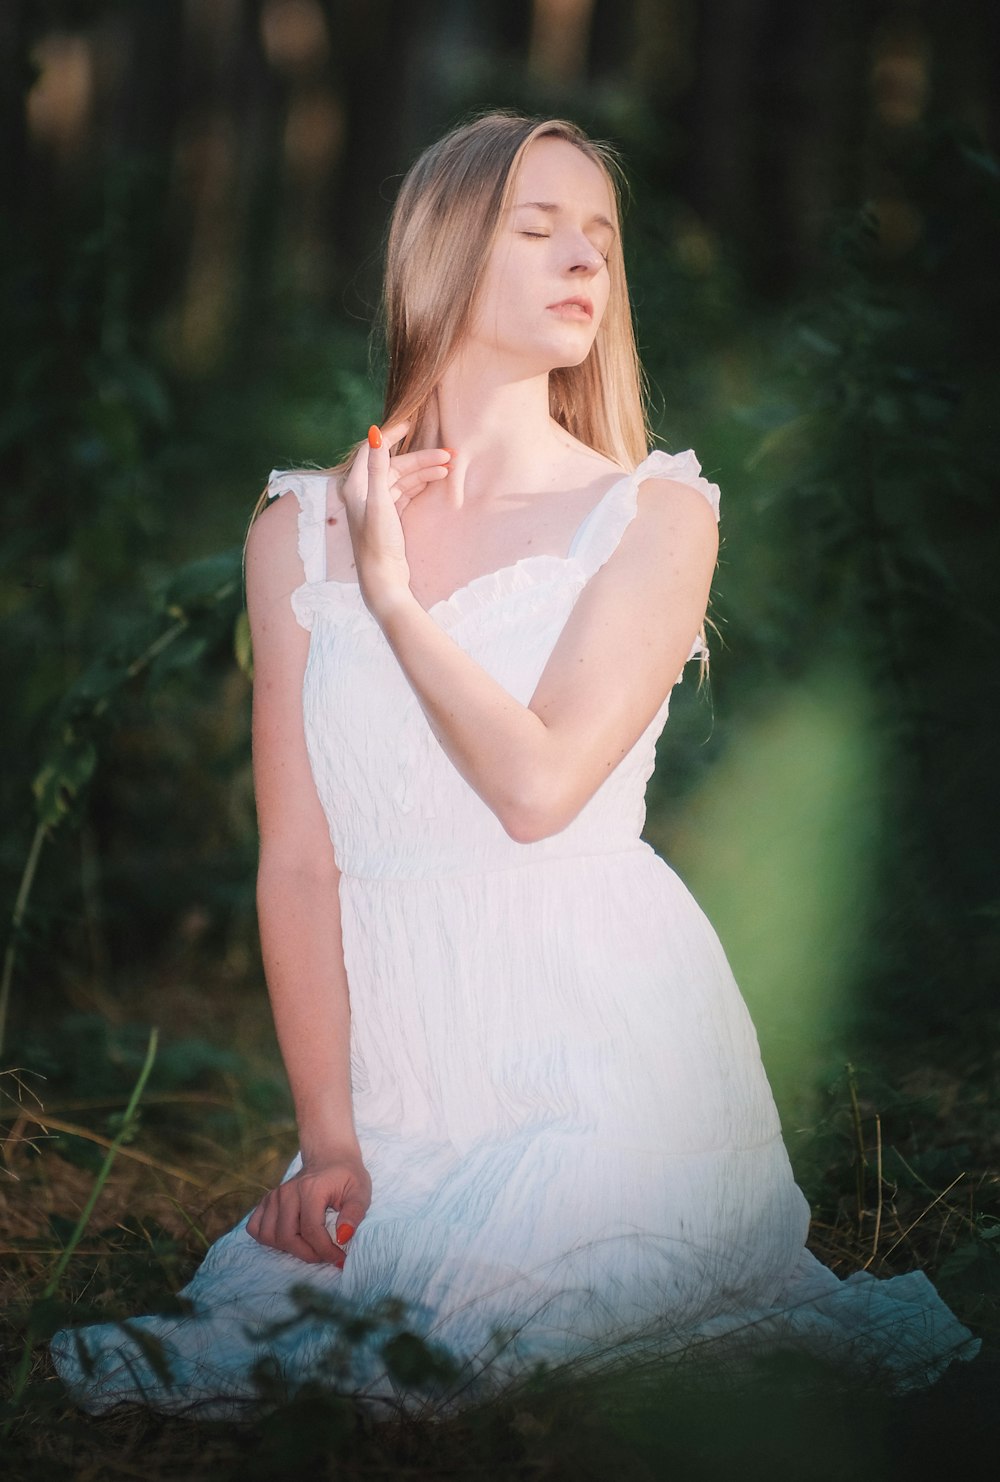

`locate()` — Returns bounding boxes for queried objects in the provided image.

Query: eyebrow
[514,200,616,232]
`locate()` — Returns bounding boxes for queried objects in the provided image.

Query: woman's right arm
[243,491,371,1266]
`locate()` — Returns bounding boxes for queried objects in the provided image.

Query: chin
[496,332,597,377]
[535,331,598,371]
[551,342,597,369]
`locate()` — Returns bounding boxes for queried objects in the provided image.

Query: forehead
[512,135,614,216]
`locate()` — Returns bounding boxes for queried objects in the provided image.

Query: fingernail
[336,1222,355,1244]
[443,447,458,456]
[368,425,382,449]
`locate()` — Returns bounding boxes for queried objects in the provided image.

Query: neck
[420,352,567,503]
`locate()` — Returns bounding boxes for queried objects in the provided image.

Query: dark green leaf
[32,735,97,826]
[381,1330,459,1389]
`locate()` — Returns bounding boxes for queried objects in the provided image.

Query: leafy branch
[0,554,246,1059]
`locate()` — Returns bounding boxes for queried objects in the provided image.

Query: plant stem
[123,578,235,683]
[1,1028,158,1431]
[42,1028,159,1297]
[125,615,189,679]
[846,1061,867,1233]
[0,821,48,1061]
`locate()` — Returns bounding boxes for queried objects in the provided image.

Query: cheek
[474,255,530,335]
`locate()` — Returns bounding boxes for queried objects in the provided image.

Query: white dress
[50,450,980,1416]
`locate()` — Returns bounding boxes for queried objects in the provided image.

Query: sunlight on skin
[664,661,886,1129]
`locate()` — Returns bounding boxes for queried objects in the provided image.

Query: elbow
[496,780,579,845]
[500,809,552,845]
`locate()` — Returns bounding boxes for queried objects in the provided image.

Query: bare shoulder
[636,474,720,542]
[245,489,303,609]
[566,475,719,643]
[246,486,298,559]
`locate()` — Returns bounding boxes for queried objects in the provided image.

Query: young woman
[51,112,978,1416]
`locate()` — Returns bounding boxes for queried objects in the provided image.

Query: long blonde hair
[248,109,712,682]
[250,111,648,498]
[378,110,648,467]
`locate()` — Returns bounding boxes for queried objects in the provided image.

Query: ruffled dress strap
[569,449,721,578]
[568,449,722,677]
[266,470,328,582]
[266,469,330,631]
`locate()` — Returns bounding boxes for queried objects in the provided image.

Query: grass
[1,971,998,1480]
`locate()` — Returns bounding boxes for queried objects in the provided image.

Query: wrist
[297,1107,362,1166]
[300,1132,363,1168]
[369,581,420,630]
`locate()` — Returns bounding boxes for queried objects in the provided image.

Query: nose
[564,231,605,275]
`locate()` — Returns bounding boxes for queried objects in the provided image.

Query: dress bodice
[266,450,721,881]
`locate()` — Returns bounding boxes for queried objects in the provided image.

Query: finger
[247,1200,271,1241]
[336,1195,370,1243]
[392,465,450,501]
[367,429,392,502]
[299,1184,344,1263]
[380,418,411,450]
[390,448,452,479]
[341,439,371,511]
[274,1188,308,1251]
[259,1195,282,1248]
[276,1231,326,1264]
[269,1197,328,1265]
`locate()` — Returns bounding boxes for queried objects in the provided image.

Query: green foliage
[27,547,242,828]
[247,1388,355,1475]
[1,547,244,1056]
[733,124,1000,1028]
[380,1330,461,1390]
[1,127,261,1050]
[252,1286,435,1394]
[17,1012,239,1100]
[33,737,97,831]
[937,1218,1000,1323]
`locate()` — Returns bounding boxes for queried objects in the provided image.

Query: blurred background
[2,0,998,1257]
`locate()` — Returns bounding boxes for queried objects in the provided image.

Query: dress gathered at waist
[335,837,655,884]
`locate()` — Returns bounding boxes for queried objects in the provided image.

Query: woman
[51,111,979,1416]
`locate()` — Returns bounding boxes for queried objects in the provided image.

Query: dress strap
[569,449,722,682]
[569,449,721,580]
[266,470,329,585]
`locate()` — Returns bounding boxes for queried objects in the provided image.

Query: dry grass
[2,1005,998,1481]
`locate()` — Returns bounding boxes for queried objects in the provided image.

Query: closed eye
[519,229,609,262]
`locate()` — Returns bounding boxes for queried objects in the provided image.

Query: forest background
[2,1,999,1478]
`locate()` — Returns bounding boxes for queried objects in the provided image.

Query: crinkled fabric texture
[51,452,980,1418]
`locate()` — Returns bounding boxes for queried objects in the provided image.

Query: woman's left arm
[351,433,719,843]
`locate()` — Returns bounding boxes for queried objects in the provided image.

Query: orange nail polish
[368,425,382,449]
[336,1222,355,1244]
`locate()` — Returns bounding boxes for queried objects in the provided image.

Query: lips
[547,296,594,318]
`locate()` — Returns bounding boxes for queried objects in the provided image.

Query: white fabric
[50,451,979,1417]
